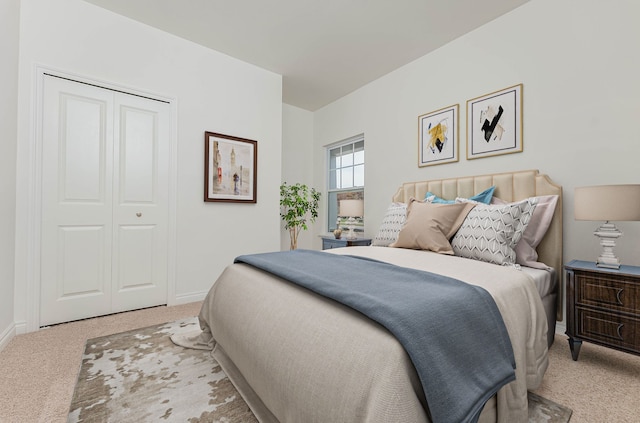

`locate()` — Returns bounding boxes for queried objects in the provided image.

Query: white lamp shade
[339,199,364,217]
[575,185,640,221]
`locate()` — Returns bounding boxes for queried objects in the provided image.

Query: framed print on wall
[467,83,523,160]
[418,104,459,167]
[204,131,257,203]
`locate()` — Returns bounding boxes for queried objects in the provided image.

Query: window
[327,135,364,232]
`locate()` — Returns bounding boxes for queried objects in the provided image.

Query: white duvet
[191,247,549,422]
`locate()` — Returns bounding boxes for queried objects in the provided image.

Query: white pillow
[372,202,407,246]
[491,195,558,269]
[451,198,538,265]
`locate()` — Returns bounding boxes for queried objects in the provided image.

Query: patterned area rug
[68,318,571,422]
[68,318,256,422]
[528,392,573,422]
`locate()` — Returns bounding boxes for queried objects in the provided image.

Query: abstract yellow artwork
[418,104,459,167]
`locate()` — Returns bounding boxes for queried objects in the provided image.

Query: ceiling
[83,0,530,111]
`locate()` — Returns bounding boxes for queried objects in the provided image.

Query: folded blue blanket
[235,249,515,423]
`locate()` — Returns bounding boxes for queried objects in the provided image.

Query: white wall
[281,104,316,250]
[311,0,640,268]
[13,0,282,332]
[0,0,20,349]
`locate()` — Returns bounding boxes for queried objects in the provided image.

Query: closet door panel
[111,93,169,313]
[40,77,113,326]
[119,106,155,203]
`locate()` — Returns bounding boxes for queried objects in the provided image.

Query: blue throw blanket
[235,250,516,423]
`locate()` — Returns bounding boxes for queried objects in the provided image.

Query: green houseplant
[280,182,321,250]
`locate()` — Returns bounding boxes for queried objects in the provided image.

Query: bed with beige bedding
[181,169,563,423]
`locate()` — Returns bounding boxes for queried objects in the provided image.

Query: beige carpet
[0,302,202,423]
[1,302,639,422]
[532,332,640,422]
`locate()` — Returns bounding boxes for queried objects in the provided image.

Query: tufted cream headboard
[392,169,563,320]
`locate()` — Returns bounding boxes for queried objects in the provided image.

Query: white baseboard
[0,322,16,352]
[555,321,566,336]
[171,290,208,306]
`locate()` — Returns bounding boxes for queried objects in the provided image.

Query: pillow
[451,198,538,265]
[425,186,495,205]
[372,202,407,246]
[491,195,558,269]
[390,199,475,254]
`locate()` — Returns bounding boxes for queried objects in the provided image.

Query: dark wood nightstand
[321,235,371,250]
[565,260,640,361]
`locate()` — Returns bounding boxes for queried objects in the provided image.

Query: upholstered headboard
[392,169,563,320]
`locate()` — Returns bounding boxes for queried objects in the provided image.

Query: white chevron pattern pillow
[451,198,538,265]
[372,202,407,246]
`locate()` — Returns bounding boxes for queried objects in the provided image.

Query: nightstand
[321,235,371,250]
[564,260,640,361]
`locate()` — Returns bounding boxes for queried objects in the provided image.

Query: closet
[40,75,170,326]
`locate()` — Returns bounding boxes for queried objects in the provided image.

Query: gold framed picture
[418,104,459,167]
[467,84,523,160]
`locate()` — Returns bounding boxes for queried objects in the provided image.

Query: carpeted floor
[531,328,640,422]
[1,302,639,422]
[68,318,570,423]
[0,302,203,423]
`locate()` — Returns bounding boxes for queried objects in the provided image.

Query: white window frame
[326,134,364,232]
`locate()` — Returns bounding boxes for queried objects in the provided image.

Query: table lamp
[339,199,364,240]
[574,184,640,269]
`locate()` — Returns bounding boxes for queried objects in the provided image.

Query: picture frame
[467,83,523,160]
[204,131,257,203]
[418,104,459,167]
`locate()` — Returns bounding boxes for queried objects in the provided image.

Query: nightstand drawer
[575,272,640,315]
[320,236,372,250]
[323,238,346,249]
[577,308,640,352]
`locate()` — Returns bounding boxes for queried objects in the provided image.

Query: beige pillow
[390,199,475,254]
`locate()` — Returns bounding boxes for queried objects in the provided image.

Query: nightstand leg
[567,337,582,361]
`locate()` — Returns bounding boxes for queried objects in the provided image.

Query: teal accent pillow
[425,186,495,204]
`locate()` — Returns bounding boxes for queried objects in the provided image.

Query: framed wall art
[204,131,257,203]
[418,104,459,167]
[467,83,523,160]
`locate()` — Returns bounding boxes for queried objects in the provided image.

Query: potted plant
[280,182,321,250]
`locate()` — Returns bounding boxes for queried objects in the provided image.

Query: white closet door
[111,92,169,313]
[40,76,169,326]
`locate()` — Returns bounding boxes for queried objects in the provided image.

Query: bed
[178,169,563,423]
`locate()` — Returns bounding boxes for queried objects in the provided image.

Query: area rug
[528,392,572,422]
[68,318,572,422]
[68,317,256,422]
